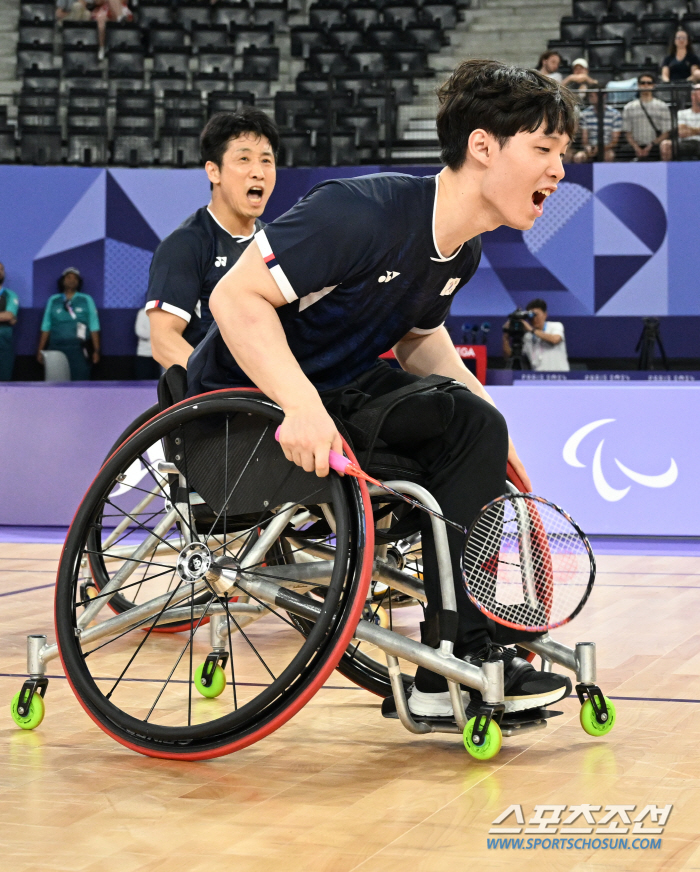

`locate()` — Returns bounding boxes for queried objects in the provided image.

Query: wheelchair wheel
[85,402,200,629]
[55,392,373,759]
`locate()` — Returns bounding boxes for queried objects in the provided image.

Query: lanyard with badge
[64,295,87,341]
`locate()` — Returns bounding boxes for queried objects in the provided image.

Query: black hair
[200,107,280,167]
[58,270,83,293]
[526,298,547,312]
[638,72,656,84]
[537,50,561,69]
[436,59,578,170]
[667,28,693,57]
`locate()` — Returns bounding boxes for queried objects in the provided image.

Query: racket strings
[462,495,593,632]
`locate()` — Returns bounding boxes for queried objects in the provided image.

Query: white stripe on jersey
[145,299,191,323]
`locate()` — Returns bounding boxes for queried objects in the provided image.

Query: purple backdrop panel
[491,384,699,536]
[1,382,696,534]
[0,382,157,526]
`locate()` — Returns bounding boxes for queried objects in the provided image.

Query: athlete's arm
[148,309,195,370]
[394,327,532,491]
[209,241,342,477]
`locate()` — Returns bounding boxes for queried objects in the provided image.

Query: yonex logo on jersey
[440,278,460,296]
[215,256,227,267]
[378,271,400,283]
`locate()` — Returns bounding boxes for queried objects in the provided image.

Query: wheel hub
[177,542,212,583]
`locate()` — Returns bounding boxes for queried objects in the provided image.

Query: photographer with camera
[502,298,569,371]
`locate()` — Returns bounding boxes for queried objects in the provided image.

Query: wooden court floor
[2,540,700,872]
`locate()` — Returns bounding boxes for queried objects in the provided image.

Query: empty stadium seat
[640,13,679,41]
[67,129,108,165]
[388,47,429,73]
[573,0,608,20]
[232,25,274,52]
[16,45,54,75]
[233,74,271,98]
[61,21,98,47]
[0,127,16,163]
[350,47,387,73]
[191,24,231,52]
[177,3,213,30]
[198,47,236,76]
[547,39,586,67]
[137,1,173,27]
[329,26,365,50]
[193,72,231,94]
[337,107,379,147]
[421,2,458,29]
[159,131,202,166]
[18,22,53,46]
[651,0,688,15]
[560,17,598,42]
[22,69,60,91]
[112,133,155,166]
[108,48,146,76]
[153,47,191,75]
[242,47,280,79]
[213,1,252,29]
[317,130,357,165]
[148,25,187,52]
[346,4,381,29]
[105,22,143,50]
[406,23,446,52]
[384,4,419,28]
[310,46,349,74]
[62,46,100,76]
[367,24,408,48]
[309,3,346,30]
[19,2,54,23]
[151,71,189,93]
[19,127,62,164]
[253,2,289,29]
[682,13,700,39]
[163,90,203,113]
[587,38,626,67]
[610,0,646,18]
[291,26,329,57]
[599,15,639,46]
[208,91,256,113]
[279,130,315,166]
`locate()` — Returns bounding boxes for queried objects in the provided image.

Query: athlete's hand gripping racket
[274,428,595,632]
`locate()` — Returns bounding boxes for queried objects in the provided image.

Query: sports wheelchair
[11,384,615,760]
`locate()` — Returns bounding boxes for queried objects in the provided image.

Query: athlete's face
[480,125,568,232]
[210,133,276,221]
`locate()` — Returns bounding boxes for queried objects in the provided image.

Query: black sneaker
[469,643,572,713]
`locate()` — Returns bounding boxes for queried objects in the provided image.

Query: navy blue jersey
[145,206,265,348]
[188,173,481,394]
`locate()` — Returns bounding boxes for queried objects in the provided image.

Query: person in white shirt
[678,83,700,160]
[134,307,161,380]
[503,298,570,371]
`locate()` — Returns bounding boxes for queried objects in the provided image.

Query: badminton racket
[274,429,595,631]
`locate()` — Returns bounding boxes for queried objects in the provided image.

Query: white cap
[572,57,589,69]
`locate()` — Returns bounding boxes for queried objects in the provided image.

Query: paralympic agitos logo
[563,419,678,502]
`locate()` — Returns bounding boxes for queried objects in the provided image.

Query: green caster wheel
[11,691,45,730]
[580,697,616,737]
[463,715,502,761]
[194,663,227,699]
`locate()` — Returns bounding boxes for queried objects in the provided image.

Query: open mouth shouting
[532,187,555,217]
[247,185,264,207]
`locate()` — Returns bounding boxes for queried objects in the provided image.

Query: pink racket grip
[274,426,351,474]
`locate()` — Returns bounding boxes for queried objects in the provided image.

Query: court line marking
[0,584,55,598]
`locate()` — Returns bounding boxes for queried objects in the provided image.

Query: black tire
[55,392,373,759]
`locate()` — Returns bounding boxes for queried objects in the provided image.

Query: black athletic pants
[323,362,510,692]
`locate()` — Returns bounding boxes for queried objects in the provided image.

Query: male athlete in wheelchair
[11,61,615,759]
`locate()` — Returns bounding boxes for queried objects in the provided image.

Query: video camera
[505,308,535,338]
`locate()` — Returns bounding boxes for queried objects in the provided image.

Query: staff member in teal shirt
[0,261,19,381]
[37,267,101,381]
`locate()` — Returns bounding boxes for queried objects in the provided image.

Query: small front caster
[11,689,46,730]
[463,714,502,760]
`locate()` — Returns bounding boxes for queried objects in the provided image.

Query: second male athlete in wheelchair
[187,60,578,722]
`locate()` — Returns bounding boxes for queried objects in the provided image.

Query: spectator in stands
[661,29,700,84]
[134,306,161,379]
[55,0,91,23]
[92,0,133,57]
[623,74,672,161]
[146,109,279,370]
[562,57,597,91]
[574,88,622,162]
[0,262,19,382]
[678,83,700,159]
[536,51,563,83]
[502,299,570,372]
[37,268,101,381]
